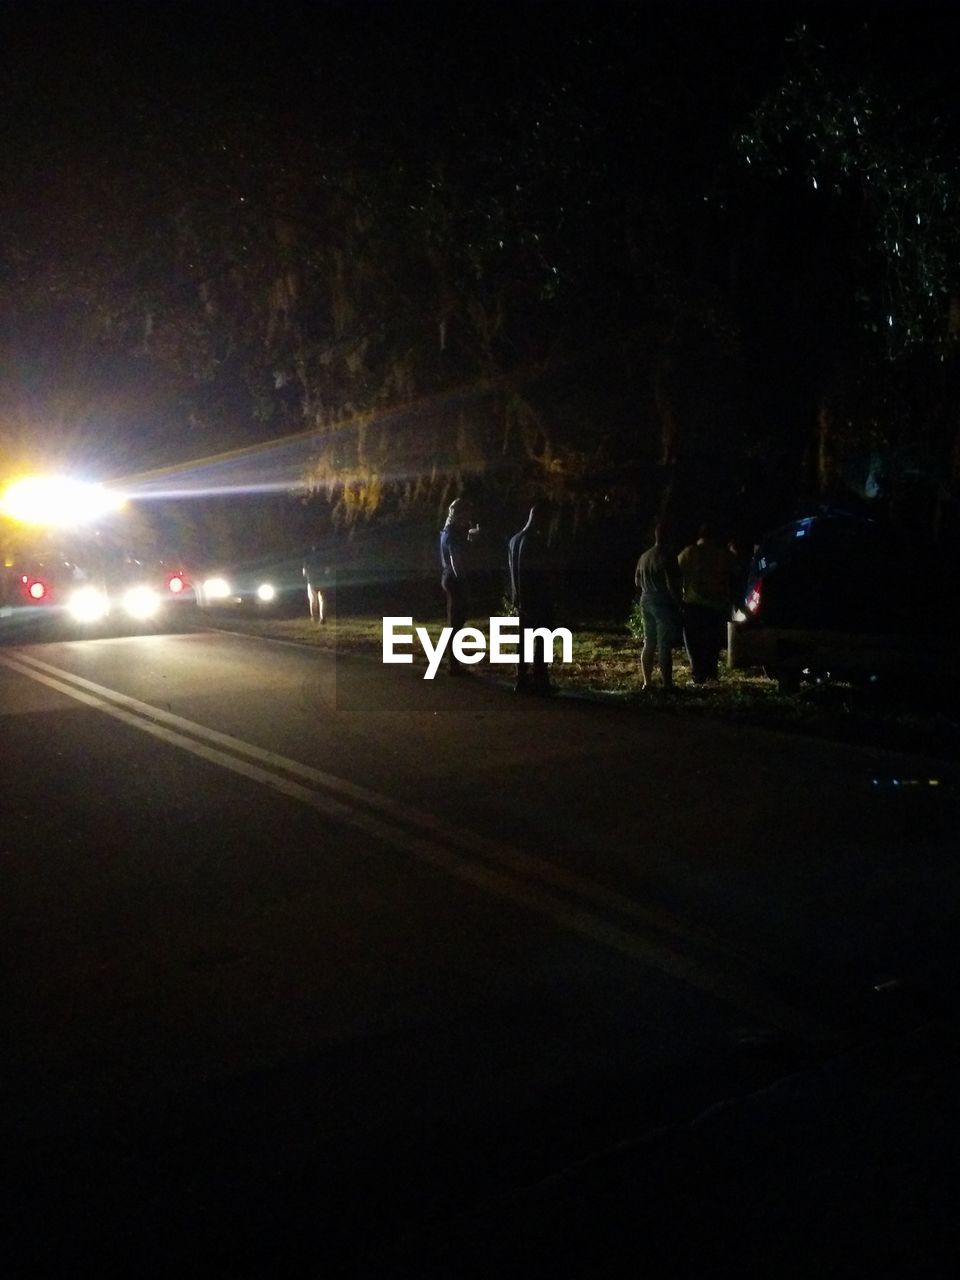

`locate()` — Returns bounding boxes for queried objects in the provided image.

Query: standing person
[677,525,738,683]
[508,502,556,696]
[439,497,477,676]
[303,544,335,625]
[635,524,683,692]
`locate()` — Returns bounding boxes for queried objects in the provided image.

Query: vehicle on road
[1,543,194,633]
[1,475,195,637]
[193,552,306,614]
[726,508,948,693]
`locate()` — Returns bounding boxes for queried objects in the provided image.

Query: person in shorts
[634,524,683,691]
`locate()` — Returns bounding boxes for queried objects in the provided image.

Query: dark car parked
[727,509,947,693]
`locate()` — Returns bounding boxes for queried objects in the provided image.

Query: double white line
[1,648,836,1047]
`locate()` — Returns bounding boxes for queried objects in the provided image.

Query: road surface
[1,627,957,1274]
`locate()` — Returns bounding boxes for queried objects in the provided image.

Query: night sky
[2,1,959,551]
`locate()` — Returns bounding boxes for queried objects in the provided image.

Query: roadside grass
[198,611,959,759]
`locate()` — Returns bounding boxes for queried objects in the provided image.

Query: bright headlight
[0,475,125,527]
[256,582,276,602]
[68,586,110,623]
[203,577,231,600]
[123,585,161,619]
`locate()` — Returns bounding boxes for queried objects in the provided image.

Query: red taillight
[746,582,762,615]
[167,574,186,594]
[28,579,48,601]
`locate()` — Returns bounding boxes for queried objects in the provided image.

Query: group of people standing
[635,524,740,691]
[439,497,742,694]
[440,497,555,694]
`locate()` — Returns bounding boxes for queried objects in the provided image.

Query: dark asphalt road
[1,627,957,1275]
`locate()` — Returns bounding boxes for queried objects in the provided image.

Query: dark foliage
[1,2,958,568]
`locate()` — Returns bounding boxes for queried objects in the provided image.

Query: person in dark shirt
[439,497,477,675]
[508,502,556,695]
[634,524,683,691]
[677,525,738,683]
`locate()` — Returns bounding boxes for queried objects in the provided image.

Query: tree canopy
[2,2,959,562]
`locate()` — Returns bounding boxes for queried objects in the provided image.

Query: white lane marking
[5,650,730,957]
[1,650,835,1044]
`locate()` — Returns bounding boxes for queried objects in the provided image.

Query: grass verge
[198,611,960,760]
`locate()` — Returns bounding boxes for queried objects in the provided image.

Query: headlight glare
[67,586,110,623]
[123,585,161,619]
[256,582,276,602]
[203,577,231,600]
